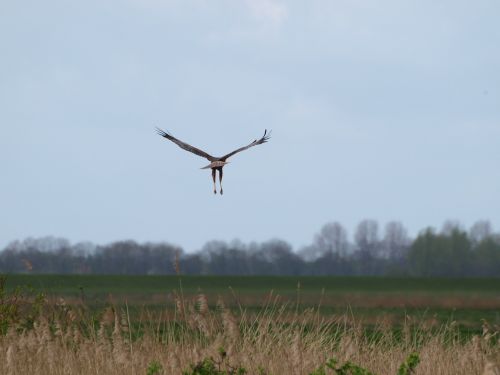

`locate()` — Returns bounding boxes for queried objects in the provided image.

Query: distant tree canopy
[1,220,499,276]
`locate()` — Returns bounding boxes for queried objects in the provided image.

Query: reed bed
[1,290,499,375]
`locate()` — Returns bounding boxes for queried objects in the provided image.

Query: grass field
[2,274,500,374]
[4,274,500,330]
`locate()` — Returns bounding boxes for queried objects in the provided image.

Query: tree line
[1,220,499,276]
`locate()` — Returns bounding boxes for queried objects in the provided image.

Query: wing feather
[155,127,216,161]
[220,130,271,161]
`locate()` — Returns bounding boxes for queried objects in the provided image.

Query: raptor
[156,128,271,195]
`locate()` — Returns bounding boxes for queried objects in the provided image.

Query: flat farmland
[4,274,500,329]
[3,274,500,374]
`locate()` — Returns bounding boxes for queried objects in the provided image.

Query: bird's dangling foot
[213,189,217,194]
[220,189,223,195]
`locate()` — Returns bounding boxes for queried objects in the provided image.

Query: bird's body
[156,128,270,194]
[201,161,229,169]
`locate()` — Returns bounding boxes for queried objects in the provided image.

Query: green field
[4,274,500,330]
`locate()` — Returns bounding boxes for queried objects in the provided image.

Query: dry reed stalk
[0,294,499,375]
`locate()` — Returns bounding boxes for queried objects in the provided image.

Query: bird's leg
[218,167,223,195]
[212,168,217,194]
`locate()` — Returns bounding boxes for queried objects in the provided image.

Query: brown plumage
[156,128,271,194]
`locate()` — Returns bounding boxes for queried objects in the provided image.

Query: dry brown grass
[1,293,499,375]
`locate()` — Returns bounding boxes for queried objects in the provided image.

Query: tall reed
[1,291,499,374]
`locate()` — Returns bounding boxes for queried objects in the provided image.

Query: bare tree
[441,220,462,235]
[5,236,70,252]
[383,221,410,260]
[469,220,492,245]
[314,222,349,257]
[354,219,380,258]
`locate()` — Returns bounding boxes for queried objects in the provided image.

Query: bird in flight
[156,128,271,195]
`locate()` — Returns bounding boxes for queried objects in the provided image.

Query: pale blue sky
[1,0,499,251]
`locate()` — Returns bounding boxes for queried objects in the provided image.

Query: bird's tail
[201,161,229,169]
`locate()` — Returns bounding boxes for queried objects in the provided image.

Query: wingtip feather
[155,126,170,138]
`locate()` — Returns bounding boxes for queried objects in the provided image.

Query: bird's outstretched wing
[156,127,217,161]
[220,129,271,161]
